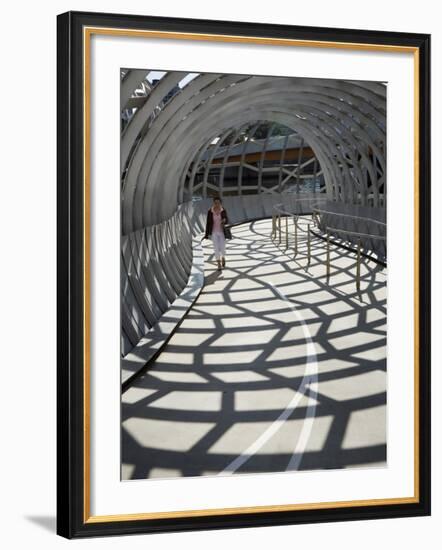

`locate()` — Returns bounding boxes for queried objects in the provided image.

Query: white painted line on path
[220,281,318,474]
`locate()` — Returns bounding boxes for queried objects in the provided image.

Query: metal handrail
[323,225,386,291]
[270,207,386,293]
[273,198,327,218]
[325,226,386,240]
[312,205,386,228]
[271,212,313,263]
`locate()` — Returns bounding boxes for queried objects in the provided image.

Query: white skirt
[211,231,225,259]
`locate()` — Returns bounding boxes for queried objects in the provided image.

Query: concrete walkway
[122,218,387,480]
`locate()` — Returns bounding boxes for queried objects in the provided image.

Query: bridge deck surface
[122,218,387,480]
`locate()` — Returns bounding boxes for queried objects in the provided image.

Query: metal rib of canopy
[121,70,386,234]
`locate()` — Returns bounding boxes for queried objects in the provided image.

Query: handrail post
[278,214,281,245]
[356,237,361,292]
[312,211,317,228]
[293,216,298,258]
[285,216,289,249]
[326,231,330,280]
[271,214,275,239]
[307,225,311,267]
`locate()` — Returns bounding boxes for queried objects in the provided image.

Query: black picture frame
[57,10,431,539]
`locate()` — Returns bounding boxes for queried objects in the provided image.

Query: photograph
[56,10,430,537]
[120,70,387,481]
[1,0,438,545]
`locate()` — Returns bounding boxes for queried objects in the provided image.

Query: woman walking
[204,197,230,271]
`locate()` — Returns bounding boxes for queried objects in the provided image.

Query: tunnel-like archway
[183,121,325,201]
[120,69,386,381]
[121,72,386,232]
[120,70,387,478]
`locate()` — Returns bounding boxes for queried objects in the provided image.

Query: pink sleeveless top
[212,208,223,234]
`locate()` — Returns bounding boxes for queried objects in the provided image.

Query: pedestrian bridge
[120,71,387,481]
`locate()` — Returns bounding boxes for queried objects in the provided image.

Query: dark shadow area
[24,515,56,533]
[204,270,222,286]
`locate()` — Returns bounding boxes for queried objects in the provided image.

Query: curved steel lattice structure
[121,70,386,232]
[120,69,386,361]
[185,122,325,200]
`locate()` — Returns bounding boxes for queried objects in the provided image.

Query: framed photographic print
[57,10,431,538]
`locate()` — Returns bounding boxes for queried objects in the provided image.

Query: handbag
[224,225,233,240]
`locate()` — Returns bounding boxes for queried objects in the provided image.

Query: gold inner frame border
[82,26,420,524]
